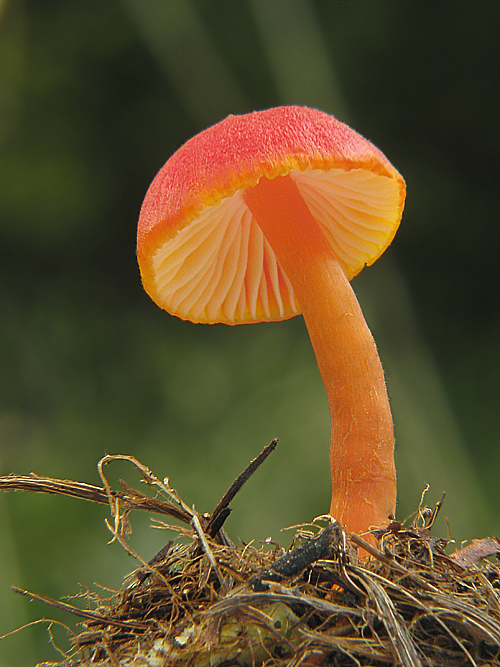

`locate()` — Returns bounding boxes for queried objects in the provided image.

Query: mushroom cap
[137,106,405,325]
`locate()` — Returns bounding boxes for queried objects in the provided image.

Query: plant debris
[1,444,500,667]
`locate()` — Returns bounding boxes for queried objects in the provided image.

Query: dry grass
[1,444,500,667]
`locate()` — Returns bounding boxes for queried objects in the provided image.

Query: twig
[250,521,341,591]
[206,438,278,538]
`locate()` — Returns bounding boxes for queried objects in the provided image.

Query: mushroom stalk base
[244,174,397,536]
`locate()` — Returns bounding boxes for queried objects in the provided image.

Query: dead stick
[206,439,278,537]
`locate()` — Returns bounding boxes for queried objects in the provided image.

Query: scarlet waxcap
[137,106,405,324]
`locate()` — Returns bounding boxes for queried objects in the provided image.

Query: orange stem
[244,174,396,536]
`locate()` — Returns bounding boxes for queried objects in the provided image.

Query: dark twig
[137,440,279,577]
[250,521,342,591]
[205,438,279,538]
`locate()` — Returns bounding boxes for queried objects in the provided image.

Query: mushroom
[137,106,406,536]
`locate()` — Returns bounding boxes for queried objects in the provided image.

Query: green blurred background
[1,1,500,664]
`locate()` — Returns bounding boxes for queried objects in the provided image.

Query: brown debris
[450,537,500,569]
[2,449,500,667]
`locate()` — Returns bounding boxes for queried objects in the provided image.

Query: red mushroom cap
[137,106,405,325]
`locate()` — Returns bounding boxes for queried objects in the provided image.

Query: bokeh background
[1,1,500,664]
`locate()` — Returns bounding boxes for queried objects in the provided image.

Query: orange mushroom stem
[243,174,396,534]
